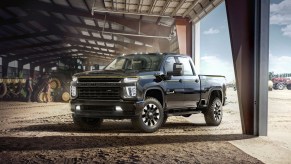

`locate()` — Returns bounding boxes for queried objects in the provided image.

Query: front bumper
[70,99,144,119]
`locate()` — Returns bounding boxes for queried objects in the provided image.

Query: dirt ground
[0,89,290,163]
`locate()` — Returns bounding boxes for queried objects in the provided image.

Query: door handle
[166,91,175,94]
[195,79,199,83]
[179,79,183,83]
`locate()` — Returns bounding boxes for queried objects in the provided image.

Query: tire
[204,97,223,126]
[0,83,7,98]
[131,97,164,133]
[14,83,22,95]
[37,91,44,103]
[73,115,103,131]
[287,84,291,90]
[61,92,70,102]
[49,78,61,89]
[277,83,285,90]
[273,84,278,90]
[61,85,70,102]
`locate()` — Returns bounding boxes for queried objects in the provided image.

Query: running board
[166,110,201,117]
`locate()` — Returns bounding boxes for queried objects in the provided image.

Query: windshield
[104,54,163,71]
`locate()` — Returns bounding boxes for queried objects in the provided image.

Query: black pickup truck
[70,53,226,132]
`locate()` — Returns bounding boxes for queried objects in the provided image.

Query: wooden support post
[17,61,24,77]
[175,18,192,56]
[2,58,8,78]
[225,0,269,135]
[29,65,35,78]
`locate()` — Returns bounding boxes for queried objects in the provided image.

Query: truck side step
[166,109,201,116]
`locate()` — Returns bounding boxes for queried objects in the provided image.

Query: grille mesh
[78,87,120,100]
[78,78,122,82]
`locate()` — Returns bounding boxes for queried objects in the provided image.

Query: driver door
[164,56,185,109]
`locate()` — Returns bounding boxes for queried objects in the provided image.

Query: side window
[178,57,194,76]
[164,57,176,73]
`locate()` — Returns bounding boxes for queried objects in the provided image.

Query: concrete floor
[0,89,290,163]
[227,89,291,164]
[189,89,291,164]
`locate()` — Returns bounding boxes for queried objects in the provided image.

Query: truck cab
[70,53,226,132]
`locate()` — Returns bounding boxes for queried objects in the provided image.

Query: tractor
[272,77,291,90]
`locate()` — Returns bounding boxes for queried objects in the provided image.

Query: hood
[74,69,140,78]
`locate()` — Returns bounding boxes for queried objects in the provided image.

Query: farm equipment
[1,59,82,102]
[272,77,291,90]
[32,73,71,103]
[0,78,26,100]
[0,75,71,102]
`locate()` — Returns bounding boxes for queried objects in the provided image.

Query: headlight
[72,76,78,82]
[124,77,138,83]
[124,86,136,98]
[70,86,77,97]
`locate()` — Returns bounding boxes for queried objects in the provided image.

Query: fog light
[115,106,122,111]
[76,105,81,111]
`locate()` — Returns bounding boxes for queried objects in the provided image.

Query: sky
[199,0,291,82]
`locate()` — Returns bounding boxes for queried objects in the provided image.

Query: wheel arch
[207,88,223,105]
[144,87,165,108]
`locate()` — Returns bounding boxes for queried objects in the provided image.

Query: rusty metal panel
[225,0,269,136]
[175,18,192,56]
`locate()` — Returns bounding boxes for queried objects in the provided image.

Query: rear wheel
[277,83,285,90]
[0,83,7,98]
[132,97,164,133]
[204,97,223,126]
[287,84,291,90]
[73,115,103,131]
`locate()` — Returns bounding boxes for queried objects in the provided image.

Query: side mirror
[167,63,183,76]
[154,72,166,81]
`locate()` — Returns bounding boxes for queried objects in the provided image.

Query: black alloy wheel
[132,97,164,133]
[204,97,223,126]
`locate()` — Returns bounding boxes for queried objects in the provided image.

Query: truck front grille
[78,87,120,100]
[78,78,122,82]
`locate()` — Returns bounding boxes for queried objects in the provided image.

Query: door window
[164,57,176,73]
[178,57,194,76]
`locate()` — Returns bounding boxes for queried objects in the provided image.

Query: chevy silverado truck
[70,53,226,132]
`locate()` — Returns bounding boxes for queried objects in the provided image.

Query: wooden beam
[137,0,143,13]
[1,0,172,36]
[160,0,172,15]
[171,0,186,16]
[148,0,158,14]
[0,41,64,54]
[7,46,73,62]
[11,45,116,62]
[20,50,113,65]
[0,31,51,42]
[112,0,115,10]
[182,0,199,18]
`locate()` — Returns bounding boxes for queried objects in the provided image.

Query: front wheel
[131,97,164,133]
[277,83,285,90]
[204,97,223,126]
[73,115,103,131]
